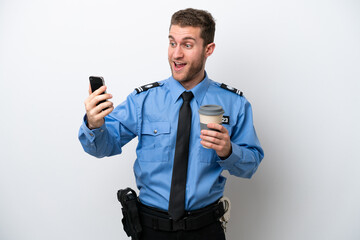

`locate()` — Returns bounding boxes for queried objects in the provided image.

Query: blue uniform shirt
[78,73,264,211]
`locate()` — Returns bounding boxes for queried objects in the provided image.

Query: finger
[200,134,221,145]
[92,100,114,114]
[89,85,107,98]
[201,129,222,139]
[86,103,113,125]
[95,85,107,94]
[200,140,212,148]
[97,105,114,119]
[94,92,112,102]
[201,137,230,156]
[89,93,113,108]
[88,84,92,95]
[86,86,107,108]
[200,139,223,151]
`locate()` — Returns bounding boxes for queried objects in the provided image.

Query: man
[79,8,264,240]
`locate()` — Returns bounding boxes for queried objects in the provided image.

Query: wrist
[85,116,103,130]
[218,145,232,160]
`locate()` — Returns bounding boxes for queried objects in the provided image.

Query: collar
[168,71,210,106]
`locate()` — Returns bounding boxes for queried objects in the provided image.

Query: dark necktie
[168,91,194,221]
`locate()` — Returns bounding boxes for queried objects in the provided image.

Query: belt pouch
[117,188,142,240]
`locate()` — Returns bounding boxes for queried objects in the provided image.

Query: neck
[180,70,206,90]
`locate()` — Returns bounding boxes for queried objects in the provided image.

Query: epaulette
[220,83,243,96]
[135,82,160,93]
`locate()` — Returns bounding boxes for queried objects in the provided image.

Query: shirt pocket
[138,121,171,162]
[198,146,218,163]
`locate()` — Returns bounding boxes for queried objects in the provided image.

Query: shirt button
[90,133,94,137]
[154,130,158,134]
[100,129,104,133]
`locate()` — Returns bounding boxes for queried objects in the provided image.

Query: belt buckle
[171,217,187,231]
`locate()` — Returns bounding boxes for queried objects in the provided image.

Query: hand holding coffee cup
[199,105,232,157]
[199,105,224,149]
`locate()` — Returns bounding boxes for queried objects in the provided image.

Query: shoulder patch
[135,82,160,93]
[220,83,243,96]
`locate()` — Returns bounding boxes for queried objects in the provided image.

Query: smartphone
[89,76,107,106]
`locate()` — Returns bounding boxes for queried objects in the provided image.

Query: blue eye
[170,42,176,47]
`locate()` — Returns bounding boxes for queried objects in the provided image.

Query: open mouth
[174,61,186,71]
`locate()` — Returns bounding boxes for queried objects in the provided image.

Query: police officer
[79,8,264,240]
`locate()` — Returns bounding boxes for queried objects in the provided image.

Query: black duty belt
[138,200,225,232]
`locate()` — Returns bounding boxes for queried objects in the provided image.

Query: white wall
[1,0,359,239]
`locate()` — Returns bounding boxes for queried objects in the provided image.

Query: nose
[173,45,184,59]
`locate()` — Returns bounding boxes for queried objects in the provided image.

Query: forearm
[217,141,264,178]
[78,116,124,158]
[79,91,140,158]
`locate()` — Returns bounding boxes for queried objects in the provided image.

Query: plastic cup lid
[198,105,224,116]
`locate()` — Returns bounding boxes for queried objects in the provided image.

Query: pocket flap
[141,122,170,135]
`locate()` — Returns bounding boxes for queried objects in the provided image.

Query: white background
[1,0,359,239]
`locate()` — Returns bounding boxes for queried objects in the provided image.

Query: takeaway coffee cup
[199,105,224,148]
[199,105,224,130]
[199,104,224,127]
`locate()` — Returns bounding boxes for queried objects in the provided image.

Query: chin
[171,71,187,82]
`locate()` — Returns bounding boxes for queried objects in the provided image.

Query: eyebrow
[168,35,196,42]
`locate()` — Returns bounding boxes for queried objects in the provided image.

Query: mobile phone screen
[89,76,105,93]
[89,76,107,106]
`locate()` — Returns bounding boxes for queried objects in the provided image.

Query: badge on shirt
[222,116,230,125]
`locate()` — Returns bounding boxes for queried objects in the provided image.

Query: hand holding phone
[85,76,114,129]
[89,76,107,105]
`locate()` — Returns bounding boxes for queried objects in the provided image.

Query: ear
[205,43,216,57]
